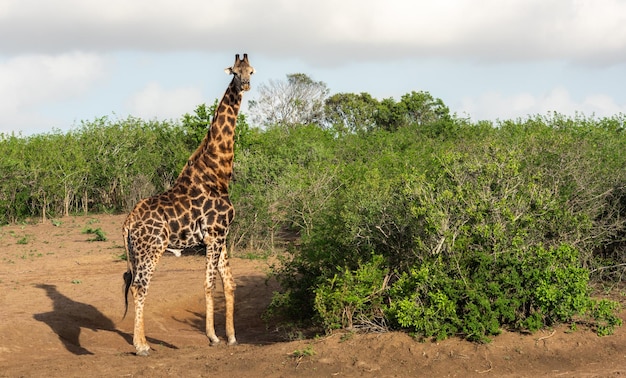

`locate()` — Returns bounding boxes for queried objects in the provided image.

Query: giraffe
[122,53,254,356]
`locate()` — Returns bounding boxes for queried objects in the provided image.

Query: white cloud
[583,94,623,115]
[0,52,105,134]
[0,1,624,134]
[0,0,624,66]
[125,82,203,120]
[460,87,626,121]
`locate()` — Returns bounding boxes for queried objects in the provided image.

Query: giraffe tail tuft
[123,270,133,319]
[122,226,134,319]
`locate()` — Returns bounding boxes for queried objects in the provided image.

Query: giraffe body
[123,54,254,356]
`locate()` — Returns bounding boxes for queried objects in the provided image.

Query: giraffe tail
[122,228,134,319]
[123,269,133,319]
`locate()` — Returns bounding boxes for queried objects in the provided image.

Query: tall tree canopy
[248,73,329,128]
[324,92,379,136]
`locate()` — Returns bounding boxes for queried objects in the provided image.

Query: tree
[399,91,451,126]
[374,91,453,134]
[248,73,329,128]
[181,102,216,147]
[182,102,251,157]
[374,97,406,131]
[324,92,379,136]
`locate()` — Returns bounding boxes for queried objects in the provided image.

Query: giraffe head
[225,53,255,92]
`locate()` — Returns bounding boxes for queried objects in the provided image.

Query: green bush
[314,254,388,330]
[267,115,625,340]
[385,244,621,341]
[0,116,191,222]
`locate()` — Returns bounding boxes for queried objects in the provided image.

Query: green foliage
[372,91,452,134]
[228,124,337,251]
[1,80,625,343]
[0,115,191,223]
[385,245,621,342]
[16,236,29,245]
[291,345,315,358]
[314,255,388,330]
[400,91,453,132]
[82,227,107,242]
[266,112,626,341]
[324,92,379,135]
[0,133,37,222]
[181,102,251,159]
[181,102,215,147]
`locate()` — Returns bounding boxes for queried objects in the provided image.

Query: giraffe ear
[224,67,234,75]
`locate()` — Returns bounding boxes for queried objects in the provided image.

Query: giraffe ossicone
[122,53,254,356]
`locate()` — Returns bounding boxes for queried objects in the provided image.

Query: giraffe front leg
[219,248,237,345]
[205,285,220,345]
[205,251,220,346]
[223,279,237,345]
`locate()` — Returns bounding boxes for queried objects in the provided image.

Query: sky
[1,0,625,135]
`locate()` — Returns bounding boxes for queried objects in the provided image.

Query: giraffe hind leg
[127,240,164,356]
[130,282,151,356]
[123,269,151,355]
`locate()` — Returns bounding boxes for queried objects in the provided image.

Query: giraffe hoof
[135,348,151,356]
[209,338,220,346]
[228,340,238,346]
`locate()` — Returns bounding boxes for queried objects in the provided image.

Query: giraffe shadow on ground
[33,284,177,355]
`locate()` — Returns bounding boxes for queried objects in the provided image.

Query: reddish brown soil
[1,214,626,377]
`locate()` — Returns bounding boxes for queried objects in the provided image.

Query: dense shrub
[0,116,191,223]
[267,113,626,339]
[386,244,620,341]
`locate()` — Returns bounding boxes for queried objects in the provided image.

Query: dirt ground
[2,214,626,377]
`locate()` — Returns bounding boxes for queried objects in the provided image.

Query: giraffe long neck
[176,78,242,193]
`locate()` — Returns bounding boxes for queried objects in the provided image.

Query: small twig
[535,329,556,345]
[432,236,445,255]
[476,360,493,374]
[375,225,388,238]
[590,262,626,274]
[311,332,338,343]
